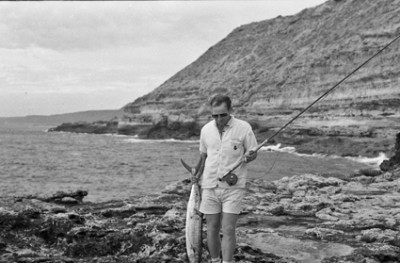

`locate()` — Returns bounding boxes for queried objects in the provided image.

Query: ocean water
[0,123,378,202]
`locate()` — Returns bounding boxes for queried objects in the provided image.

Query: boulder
[380,133,400,171]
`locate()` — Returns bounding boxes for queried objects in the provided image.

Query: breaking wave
[344,152,388,168]
[259,143,388,167]
[259,144,326,158]
[125,136,198,144]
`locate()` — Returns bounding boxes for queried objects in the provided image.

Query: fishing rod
[222,33,400,180]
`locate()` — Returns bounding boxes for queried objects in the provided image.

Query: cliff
[47,0,400,158]
[123,0,400,129]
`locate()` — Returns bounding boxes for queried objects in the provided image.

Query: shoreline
[1,130,399,262]
[1,123,399,262]
[47,127,394,169]
[1,165,399,263]
[46,116,399,159]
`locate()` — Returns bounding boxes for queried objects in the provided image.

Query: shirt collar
[214,115,234,129]
[226,115,234,126]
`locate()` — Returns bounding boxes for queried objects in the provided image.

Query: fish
[181,159,203,263]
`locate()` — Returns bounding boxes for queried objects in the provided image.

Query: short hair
[210,95,232,110]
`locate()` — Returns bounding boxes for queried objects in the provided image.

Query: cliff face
[123,0,400,126]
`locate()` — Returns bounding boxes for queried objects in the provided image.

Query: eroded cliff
[123,0,400,129]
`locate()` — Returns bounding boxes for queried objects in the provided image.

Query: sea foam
[344,152,388,168]
[259,143,388,167]
[125,137,199,144]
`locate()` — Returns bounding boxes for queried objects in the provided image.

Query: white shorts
[199,187,245,215]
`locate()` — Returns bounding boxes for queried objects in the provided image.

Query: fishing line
[254,145,315,180]
[256,33,400,151]
[228,32,400,178]
[265,150,280,174]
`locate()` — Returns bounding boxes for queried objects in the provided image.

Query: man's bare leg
[206,213,222,259]
[221,212,239,262]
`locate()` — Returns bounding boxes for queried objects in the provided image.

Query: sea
[0,123,387,202]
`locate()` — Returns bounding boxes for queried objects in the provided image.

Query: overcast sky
[0,0,326,117]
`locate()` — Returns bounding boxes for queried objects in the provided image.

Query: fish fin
[194,208,203,217]
[181,159,194,174]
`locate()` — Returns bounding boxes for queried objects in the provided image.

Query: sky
[0,0,326,117]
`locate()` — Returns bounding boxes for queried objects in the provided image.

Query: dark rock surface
[49,113,201,141]
[49,119,397,159]
[380,133,400,171]
[48,121,118,135]
[1,163,400,263]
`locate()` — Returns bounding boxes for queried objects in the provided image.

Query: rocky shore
[48,114,399,158]
[48,113,201,141]
[1,135,400,263]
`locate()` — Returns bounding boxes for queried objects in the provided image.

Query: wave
[259,144,326,158]
[260,143,297,153]
[259,143,388,167]
[125,136,199,144]
[344,152,388,168]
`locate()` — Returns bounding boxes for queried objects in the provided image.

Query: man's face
[211,103,231,129]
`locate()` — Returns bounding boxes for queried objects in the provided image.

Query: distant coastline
[46,117,397,161]
[1,109,398,161]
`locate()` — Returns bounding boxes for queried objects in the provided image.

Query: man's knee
[208,224,221,234]
[206,214,221,233]
[221,223,235,237]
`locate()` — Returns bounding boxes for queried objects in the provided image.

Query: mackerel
[181,159,203,263]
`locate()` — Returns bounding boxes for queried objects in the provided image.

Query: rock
[351,243,400,262]
[1,163,400,262]
[358,168,382,177]
[61,197,80,204]
[152,113,168,127]
[380,159,390,172]
[0,237,6,250]
[21,189,88,204]
[266,204,285,215]
[274,174,345,194]
[316,208,340,222]
[163,208,183,221]
[380,133,400,171]
[100,204,137,218]
[167,113,195,129]
[49,121,117,134]
[359,228,399,244]
[15,248,38,257]
[316,213,339,222]
[349,175,376,184]
[341,182,387,195]
[305,227,345,241]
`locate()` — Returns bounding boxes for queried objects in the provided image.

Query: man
[194,94,258,263]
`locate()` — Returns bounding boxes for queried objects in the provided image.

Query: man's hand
[244,149,257,163]
[191,174,200,184]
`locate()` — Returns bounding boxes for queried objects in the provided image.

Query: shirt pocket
[226,138,243,159]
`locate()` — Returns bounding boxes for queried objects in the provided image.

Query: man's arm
[244,127,258,163]
[194,152,207,178]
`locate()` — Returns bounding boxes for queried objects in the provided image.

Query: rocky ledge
[48,113,201,141]
[48,115,399,158]
[1,159,400,263]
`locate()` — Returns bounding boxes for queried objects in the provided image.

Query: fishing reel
[219,173,238,186]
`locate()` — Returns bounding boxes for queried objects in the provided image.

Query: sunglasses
[211,113,229,119]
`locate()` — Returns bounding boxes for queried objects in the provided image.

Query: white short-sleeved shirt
[199,116,258,189]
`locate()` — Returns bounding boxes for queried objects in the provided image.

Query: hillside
[123,0,400,129]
